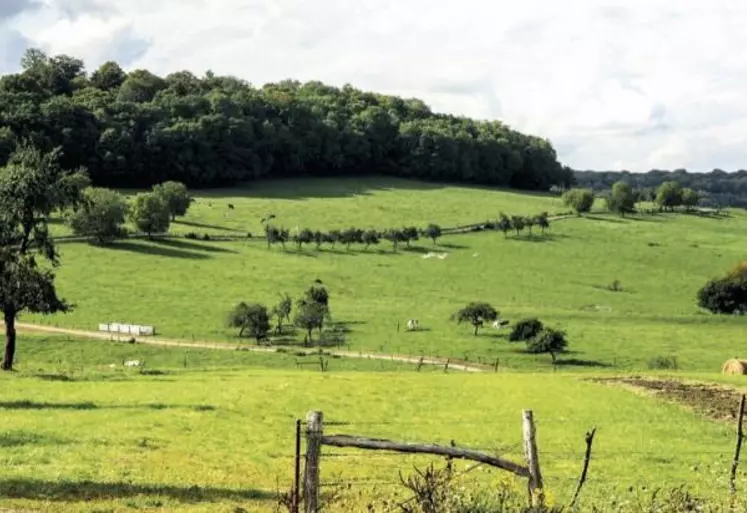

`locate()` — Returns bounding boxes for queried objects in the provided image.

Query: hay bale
[722,359,747,375]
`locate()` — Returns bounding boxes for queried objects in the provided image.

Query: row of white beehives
[98,323,155,336]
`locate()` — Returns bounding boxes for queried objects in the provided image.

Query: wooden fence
[296,410,546,513]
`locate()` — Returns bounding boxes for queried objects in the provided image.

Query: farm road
[4,321,488,373]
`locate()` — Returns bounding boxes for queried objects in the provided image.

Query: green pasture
[12,334,440,375]
[28,177,747,372]
[0,364,741,512]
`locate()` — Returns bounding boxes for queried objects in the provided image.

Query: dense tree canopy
[0,49,573,191]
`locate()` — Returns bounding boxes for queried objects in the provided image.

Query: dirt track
[591,377,745,423]
[4,322,488,373]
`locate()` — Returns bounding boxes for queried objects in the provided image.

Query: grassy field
[12,334,443,375]
[26,176,747,372]
[0,361,741,512]
[4,176,747,511]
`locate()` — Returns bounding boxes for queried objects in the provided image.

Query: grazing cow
[406,319,419,331]
[492,319,510,330]
[124,360,142,367]
[228,204,235,209]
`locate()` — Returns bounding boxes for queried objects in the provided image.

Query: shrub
[648,355,679,370]
[698,275,747,315]
[509,318,544,342]
[562,188,595,215]
[607,279,623,292]
[184,232,198,239]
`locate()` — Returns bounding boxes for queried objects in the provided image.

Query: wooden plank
[320,434,529,478]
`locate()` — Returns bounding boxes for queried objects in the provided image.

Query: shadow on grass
[439,242,469,249]
[198,176,561,201]
[554,358,612,368]
[585,215,628,224]
[0,432,69,447]
[0,400,216,412]
[151,238,238,254]
[0,478,274,502]
[173,220,244,233]
[511,234,566,243]
[106,241,211,260]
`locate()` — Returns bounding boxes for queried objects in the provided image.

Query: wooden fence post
[730,394,746,497]
[293,419,301,513]
[522,410,544,507]
[303,411,323,513]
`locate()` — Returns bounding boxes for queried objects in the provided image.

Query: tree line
[572,169,747,208]
[562,179,702,216]
[0,48,573,191]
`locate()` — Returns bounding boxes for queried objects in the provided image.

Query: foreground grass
[31,199,747,372]
[0,368,741,512]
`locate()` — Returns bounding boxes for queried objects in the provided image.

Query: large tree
[0,142,84,370]
[606,181,637,217]
[153,181,192,221]
[129,192,170,238]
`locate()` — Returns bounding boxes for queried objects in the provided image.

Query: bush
[698,264,747,315]
[607,279,623,292]
[562,188,595,215]
[648,355,679,370]
[509,318,544,342]
[184,232,198,239]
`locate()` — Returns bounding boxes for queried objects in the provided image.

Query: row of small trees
[451,302,568,362]
[264,224,443,252]
[66,181,193,243]
[263,212,552,252]
[227,283,331,345]
[562,180,701,216]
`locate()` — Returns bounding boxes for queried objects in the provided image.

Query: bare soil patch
[590,377,744,423]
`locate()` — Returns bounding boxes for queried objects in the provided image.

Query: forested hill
[574,169,747,207]
[0,48,572,191]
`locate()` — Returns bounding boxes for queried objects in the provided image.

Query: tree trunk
[238,325,246,337]
[3,309,17,371]
[550,352,556,363]
[474,324,479,336]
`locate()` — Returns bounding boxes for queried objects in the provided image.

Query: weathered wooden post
[303,411,323,513]
[293,419,302,513]
[522,410,544,507]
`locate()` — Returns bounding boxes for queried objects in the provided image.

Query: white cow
[406,319,419,331]
[124,360,142,367]
[492,319,510,330]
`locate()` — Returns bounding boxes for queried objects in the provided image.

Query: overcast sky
[2,0,746,172]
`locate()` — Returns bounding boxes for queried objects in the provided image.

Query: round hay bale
[722,359,747,375]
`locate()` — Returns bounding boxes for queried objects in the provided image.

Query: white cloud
[5,0,747,171]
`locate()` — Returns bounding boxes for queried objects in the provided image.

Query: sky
[1,0,746,172]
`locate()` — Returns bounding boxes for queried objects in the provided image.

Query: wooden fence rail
[301,409,543,513]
